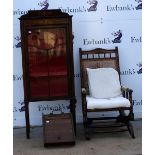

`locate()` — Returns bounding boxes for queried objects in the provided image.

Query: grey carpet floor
[13,120,142,155]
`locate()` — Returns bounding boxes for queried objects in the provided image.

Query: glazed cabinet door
[26,27,69,98]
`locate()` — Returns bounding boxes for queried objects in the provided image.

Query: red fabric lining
[29,55,68,97]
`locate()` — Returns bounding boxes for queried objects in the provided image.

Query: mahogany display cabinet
[19,9,76,139]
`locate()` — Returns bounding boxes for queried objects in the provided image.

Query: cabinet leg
[25,102,30,139]
[70,98,76,135]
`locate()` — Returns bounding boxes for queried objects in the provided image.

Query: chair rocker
[79,47,135,140]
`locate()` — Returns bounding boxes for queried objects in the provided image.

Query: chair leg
[83,118,91,140]
[117,110,126,122]
[88,118,93,125]
[83,123,91,140]
[127,121,135,139]
[117,110,135,139]
[85,128,91,140]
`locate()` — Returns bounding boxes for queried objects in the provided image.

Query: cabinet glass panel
[27,28,68,97]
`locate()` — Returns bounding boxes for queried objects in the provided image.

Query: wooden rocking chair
[79,47,135,140]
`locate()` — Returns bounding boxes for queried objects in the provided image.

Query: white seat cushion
[86,96,130,109]
[87,68,122,99]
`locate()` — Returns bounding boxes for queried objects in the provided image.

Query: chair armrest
[81,88,87,95]
[81,88,87,114]
[121,85,133,100]
[121,86,133,93]
[121,86,134,120]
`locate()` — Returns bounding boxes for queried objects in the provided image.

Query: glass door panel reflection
[27,28,68,98]
[48,28,68,96]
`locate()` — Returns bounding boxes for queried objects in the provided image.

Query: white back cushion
[87,68,122,99]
